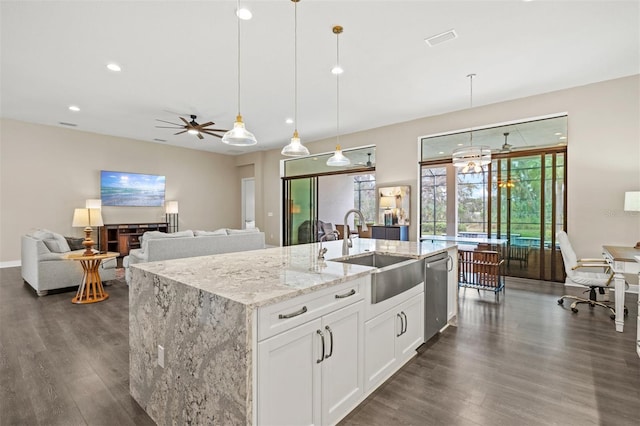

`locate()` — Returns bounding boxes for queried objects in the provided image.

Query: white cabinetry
[364,288,424,393]
[257,278,366,426]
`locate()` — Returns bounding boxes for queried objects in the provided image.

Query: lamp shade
[380,196,395,209]
[221,115,257,146]
[326,145,351,166]
[624,191,640,211]
[165,201,179,214]
[281,131,310,157]
[72,208,103,227]
[85,199,102,209]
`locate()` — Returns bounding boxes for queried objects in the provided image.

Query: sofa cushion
[140,230,194,253]
[226,228,260,235]
[31,229,55,240]
[195,229,227,237]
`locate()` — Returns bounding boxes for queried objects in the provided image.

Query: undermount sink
[332,252,423,304]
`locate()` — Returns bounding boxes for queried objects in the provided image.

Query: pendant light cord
[236,0,241,116]
[294,0,298,135]
[468,73,475,146]
[336,29,340,146]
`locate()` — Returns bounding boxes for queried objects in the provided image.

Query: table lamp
[624,191,640,248]
[165,201,179,233]
[380,196,395,226]
[72,208,104,255]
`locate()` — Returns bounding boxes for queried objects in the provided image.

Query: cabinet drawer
[258,277,366,341]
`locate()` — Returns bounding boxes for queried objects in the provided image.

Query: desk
[602,246,640,333]
[66,252,119,304]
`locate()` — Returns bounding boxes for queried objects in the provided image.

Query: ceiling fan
[500,132,513,152]
[155,115,228,140]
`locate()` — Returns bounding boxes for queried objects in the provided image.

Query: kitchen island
[129,238,456,425]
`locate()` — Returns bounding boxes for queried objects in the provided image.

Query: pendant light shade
[326,25,350,167]
[222,0,257,146]
[452,74,490,172]
[282,0,310,157]
[222,114,257,146]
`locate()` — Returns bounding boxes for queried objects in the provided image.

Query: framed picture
[378,185,410,226]
[101,170,166,207]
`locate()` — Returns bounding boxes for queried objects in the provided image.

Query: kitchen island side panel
[129,268,252,425]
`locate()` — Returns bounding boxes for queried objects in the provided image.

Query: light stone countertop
[132,238,455,309]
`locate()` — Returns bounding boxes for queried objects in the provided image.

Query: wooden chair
[458,249,505,300]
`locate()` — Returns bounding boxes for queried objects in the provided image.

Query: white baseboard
[0,260,21,268]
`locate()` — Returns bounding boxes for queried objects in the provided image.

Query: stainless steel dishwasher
[424,252,450,342]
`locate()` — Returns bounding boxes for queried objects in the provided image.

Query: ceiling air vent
[58,122,77,127]
[153,138,167,142]
[424,29,457,47]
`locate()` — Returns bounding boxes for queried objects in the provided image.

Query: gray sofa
[21,230,117,296]
[123,228,265,284]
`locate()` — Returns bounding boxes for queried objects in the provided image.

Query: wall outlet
[158,345,165,368]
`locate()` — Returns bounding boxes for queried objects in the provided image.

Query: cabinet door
[396,293,425,363]
[321,301,364,426]
[447,247,458,321]
[258,318,322,426]
[363,308,397,392]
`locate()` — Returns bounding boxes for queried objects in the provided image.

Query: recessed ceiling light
[106,63,121,72]
[438,151,444,155]
[236,8,252,20]
[559,136,567,140]
[457,143,464,146]
[285,118,294,124]
[331,66,343,75]
[425,29,457,47]
[554,132,562,136]
[68,105,80,112]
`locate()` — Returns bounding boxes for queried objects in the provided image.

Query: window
[354,174,376,224]
[421,167,447,235]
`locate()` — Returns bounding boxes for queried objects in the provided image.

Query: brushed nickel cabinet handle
[397,313,404,337]
[401,311,408,335]
[335,289,356,299]
[278,306,307,319]
[324,326,334,359]
[317,330,325,364]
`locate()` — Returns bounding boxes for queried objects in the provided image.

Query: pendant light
[281,0,310,157]
[327,25,351,167]
[452,74,491,173]
[222,0,257,146]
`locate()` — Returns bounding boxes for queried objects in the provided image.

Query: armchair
[556,231,626,319]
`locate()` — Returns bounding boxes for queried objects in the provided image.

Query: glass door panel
[283,177,318,246]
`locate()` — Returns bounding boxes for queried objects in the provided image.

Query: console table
[602,245,640,333]
[371,225,409,241]
[100,222,168,256]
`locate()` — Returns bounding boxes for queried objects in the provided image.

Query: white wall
[256,75,640,258]
[0,119,242,262]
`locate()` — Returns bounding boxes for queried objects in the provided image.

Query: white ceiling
[1,1,638,155]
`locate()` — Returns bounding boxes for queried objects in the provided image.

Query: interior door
[283,177,318,246]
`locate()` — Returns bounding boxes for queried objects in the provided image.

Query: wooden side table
[66,252,119,304]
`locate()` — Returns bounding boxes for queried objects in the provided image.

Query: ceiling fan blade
[174,130,188,135]
[156,126,183,129]
[156,119,183,126]
[201,128,227,132]
[179,116,190,126]
[197,133,204,140]
[198,122,215,128]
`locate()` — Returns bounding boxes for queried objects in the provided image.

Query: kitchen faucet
[342,209,368,255]
[318,231,338,259]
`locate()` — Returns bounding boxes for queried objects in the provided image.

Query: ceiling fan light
[221,115,257,146]
[281,130,310,157]
[187,129,200,135]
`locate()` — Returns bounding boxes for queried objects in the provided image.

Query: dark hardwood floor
[1,267,638,426]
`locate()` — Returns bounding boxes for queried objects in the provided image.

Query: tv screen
[100,171,166,207]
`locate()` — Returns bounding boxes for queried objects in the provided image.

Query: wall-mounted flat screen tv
[100,170,166,207]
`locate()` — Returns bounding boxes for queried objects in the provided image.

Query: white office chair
[556,231,624,319]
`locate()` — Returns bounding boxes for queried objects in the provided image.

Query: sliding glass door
[283,177,318,246]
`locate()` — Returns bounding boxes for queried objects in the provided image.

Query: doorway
[241,177,255,229]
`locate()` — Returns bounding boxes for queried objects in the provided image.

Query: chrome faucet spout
[318,231,337,259]
[342,209,367,256]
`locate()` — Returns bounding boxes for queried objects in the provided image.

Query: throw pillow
[43,238,70,253]
[65,236,85,251]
